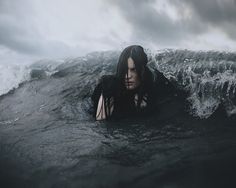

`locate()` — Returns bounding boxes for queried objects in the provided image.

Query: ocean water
[0,50,236,188]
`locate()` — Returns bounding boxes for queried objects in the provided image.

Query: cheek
[134,73,140,84]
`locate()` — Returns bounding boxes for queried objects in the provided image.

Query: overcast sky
[0,0,236,64]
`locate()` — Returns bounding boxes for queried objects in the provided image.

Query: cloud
[0,0,89,58]
[0,0,41,55]
[0,0,236,64]
[0,0,63,57]
[105,0,236,48]
[179,0,236,39]
[104,0,203,46]
[0,0,130,59]
[106,0,180,45]
[180,0,236,23]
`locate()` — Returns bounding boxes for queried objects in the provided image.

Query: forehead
[127,57,135,68]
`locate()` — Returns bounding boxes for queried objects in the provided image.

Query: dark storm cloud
[179,0,236,39]
[106,0,205,45]
[180,0,236,23]
[1,0,235,58]
[106,0,236,45]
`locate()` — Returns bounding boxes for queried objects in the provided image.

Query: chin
[126,87,134,90]
[125,85,137,90]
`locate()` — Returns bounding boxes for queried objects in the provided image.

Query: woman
[92,45,176,120]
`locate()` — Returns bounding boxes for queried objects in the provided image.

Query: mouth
[125,82,134,85]
[125,82,135,89]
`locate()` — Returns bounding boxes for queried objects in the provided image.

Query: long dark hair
[116,45,147,82]
[115,45,153,108]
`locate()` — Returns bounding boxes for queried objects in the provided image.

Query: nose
[126,71,132,80]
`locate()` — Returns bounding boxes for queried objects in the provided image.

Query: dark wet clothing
[91,68,180,120]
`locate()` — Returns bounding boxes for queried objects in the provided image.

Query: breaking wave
[1,50,236,119]
[150,49,236,118]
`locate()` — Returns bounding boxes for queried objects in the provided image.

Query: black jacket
[91,69,181,120]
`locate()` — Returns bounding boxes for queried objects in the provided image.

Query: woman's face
[124,57,141,90]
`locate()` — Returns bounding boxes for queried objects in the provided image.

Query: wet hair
[93,45,154,119]
[115,45,153,108]
[116,45,148,83]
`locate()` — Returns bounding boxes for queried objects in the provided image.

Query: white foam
[152,50,236,118]
[0,64,31,96]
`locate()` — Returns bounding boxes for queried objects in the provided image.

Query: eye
[130,67,136,72]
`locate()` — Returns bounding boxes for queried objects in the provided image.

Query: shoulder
[98,75,118,97]
[145,67,170,88]
[91,75,117,118]
[149,68,188,105]
[92,75,118,102]
[145,67,172,90]
[147,68,177,100]
[100,75,117,89]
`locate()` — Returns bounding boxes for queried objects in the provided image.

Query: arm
[96,94,114,121]
[92,75,117,120]
[96,94,106,120]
